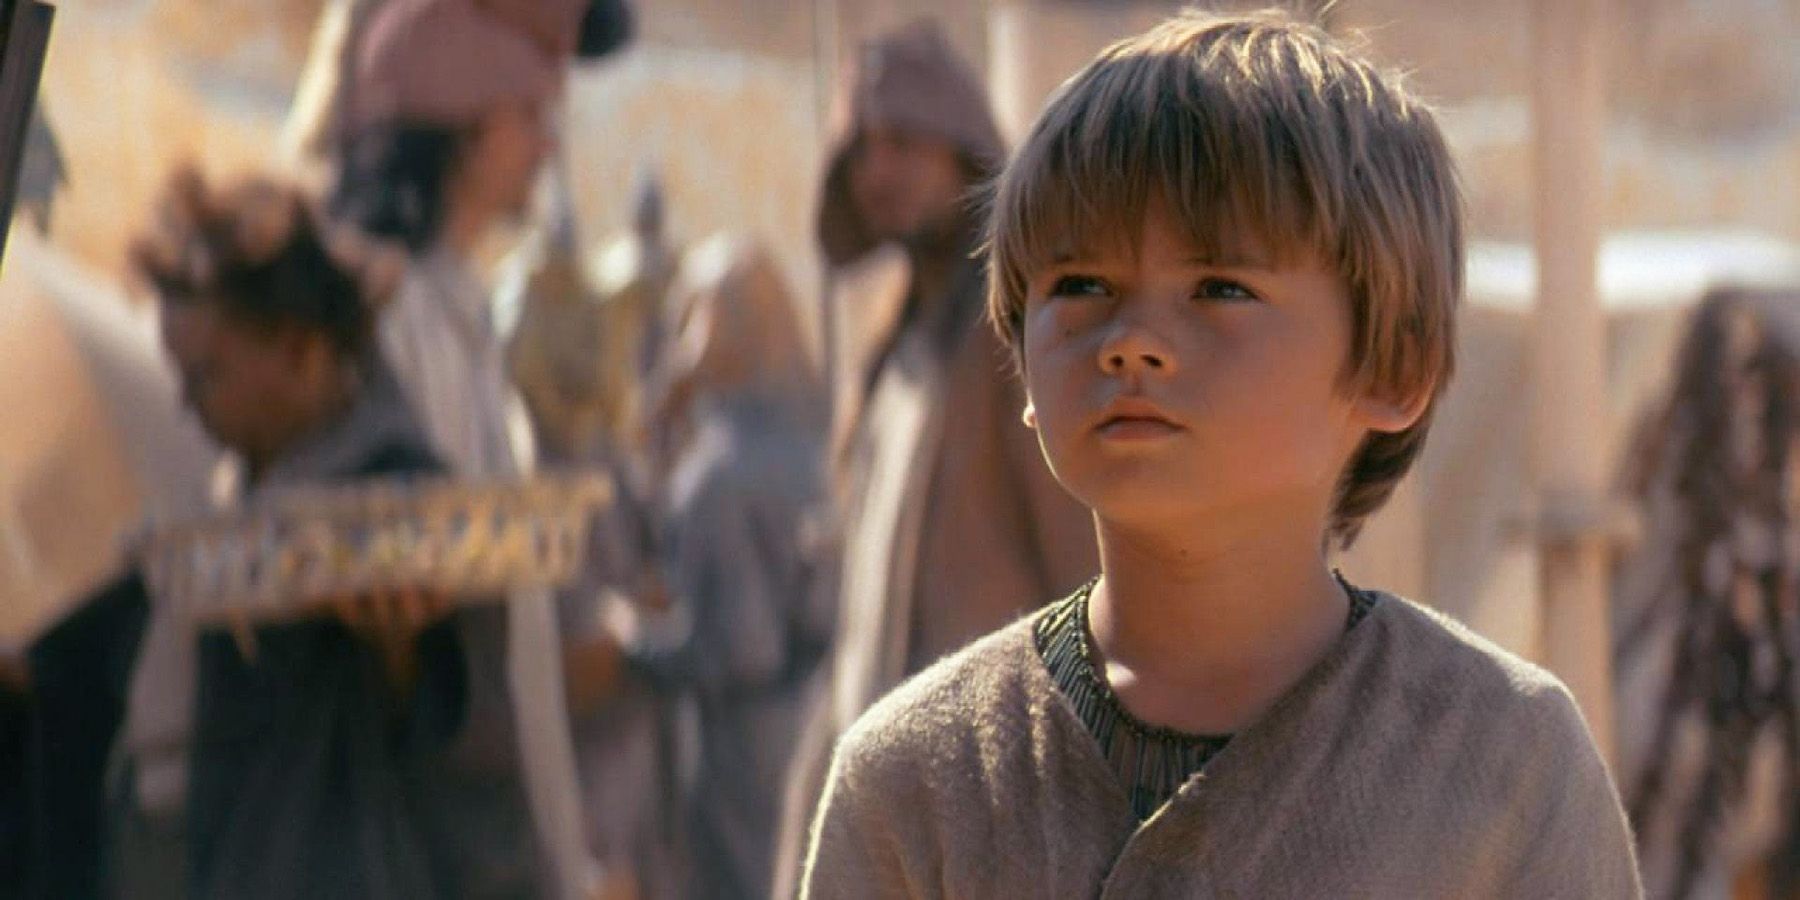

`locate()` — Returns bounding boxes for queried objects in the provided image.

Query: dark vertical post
[0,1,53,269]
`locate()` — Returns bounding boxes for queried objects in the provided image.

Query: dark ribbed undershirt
[1035,574,1379,820]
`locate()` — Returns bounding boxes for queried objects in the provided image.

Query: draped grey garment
[381,247,594,895]
[633,396,834,899]
[185,367,539,899]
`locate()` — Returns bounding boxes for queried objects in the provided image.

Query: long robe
[774,24,1098,895]
[381,246,597,897]
[182,369,484,898]
[636,396,833,900]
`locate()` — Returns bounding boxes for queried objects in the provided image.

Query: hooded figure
[772,21,1096,894]
[499,158,613,466]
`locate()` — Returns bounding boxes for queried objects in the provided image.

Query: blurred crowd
[0,1,1793,899]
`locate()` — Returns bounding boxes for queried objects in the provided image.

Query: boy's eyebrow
[1046,248,1116,266]
[1042,242,1279,269]
[1186,252,1274,269]
[1042,250,1277,268]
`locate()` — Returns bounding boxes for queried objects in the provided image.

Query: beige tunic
[803,594,1643,899]
[776,21,1094,895]
[826,253,1096,734]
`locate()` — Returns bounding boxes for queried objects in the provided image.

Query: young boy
[801,11,1642,898]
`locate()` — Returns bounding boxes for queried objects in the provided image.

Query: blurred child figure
[133,168,509,899]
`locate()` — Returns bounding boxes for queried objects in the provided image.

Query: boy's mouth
[1095,397,1183,439]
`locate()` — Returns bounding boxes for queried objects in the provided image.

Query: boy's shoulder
[1335,593,1639,896]
[833,615,1046,783]
[1363,591,1592,739]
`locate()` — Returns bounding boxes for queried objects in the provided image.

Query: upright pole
[986,1,1169,145]
[1531,0,1615,763]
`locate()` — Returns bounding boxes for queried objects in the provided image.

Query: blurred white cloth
[382,246,599,899]
[0,227,218,813]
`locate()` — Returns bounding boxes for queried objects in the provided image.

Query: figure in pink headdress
[322,1,616,897]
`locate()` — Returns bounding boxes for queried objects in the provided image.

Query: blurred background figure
[503,167,675,474]
[774,20,1098,892]
[501,160,618,466]
[501,154,686,900]
[323,0,618,895]
[626,236,833,900]
[127,168,478,900]
[592,175,683,474]
[1613,287,1800,900]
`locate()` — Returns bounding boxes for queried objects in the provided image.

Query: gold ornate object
[140,474,612,623]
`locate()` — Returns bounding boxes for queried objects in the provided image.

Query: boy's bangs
[995,49,1336,299]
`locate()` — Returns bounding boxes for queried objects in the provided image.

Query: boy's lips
[1094,396,1184,439]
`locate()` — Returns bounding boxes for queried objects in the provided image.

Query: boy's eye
[1194,278,1259,302]
[1049,275,1111,299]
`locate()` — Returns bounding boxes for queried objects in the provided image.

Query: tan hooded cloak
[775,21,1098,895]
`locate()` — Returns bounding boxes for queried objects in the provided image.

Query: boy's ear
[1021,400,1038,430]
[1353,379,1432,435]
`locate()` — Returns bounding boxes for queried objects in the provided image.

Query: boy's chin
[1076,479,1215,529]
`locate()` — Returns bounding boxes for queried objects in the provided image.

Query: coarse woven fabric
[802,592,1644,899]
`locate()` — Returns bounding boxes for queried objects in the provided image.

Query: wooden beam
[1530,0,1615,763]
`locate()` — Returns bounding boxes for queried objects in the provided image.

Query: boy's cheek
[1019,297,1071,346]
[1021,318,1085,373]
[1022,393,1087,466]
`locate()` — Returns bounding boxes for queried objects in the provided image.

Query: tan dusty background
[39,0,1800,296]
[20,0,1800,652]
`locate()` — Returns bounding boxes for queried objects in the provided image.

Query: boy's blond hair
[984,8,1463,547]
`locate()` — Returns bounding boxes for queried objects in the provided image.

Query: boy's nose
[1099,326,1175,376]
[1103,350,1165,372]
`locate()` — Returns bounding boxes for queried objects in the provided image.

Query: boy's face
[1020,203,1407,534]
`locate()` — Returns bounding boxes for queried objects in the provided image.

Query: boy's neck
[1087,511,1350,735]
